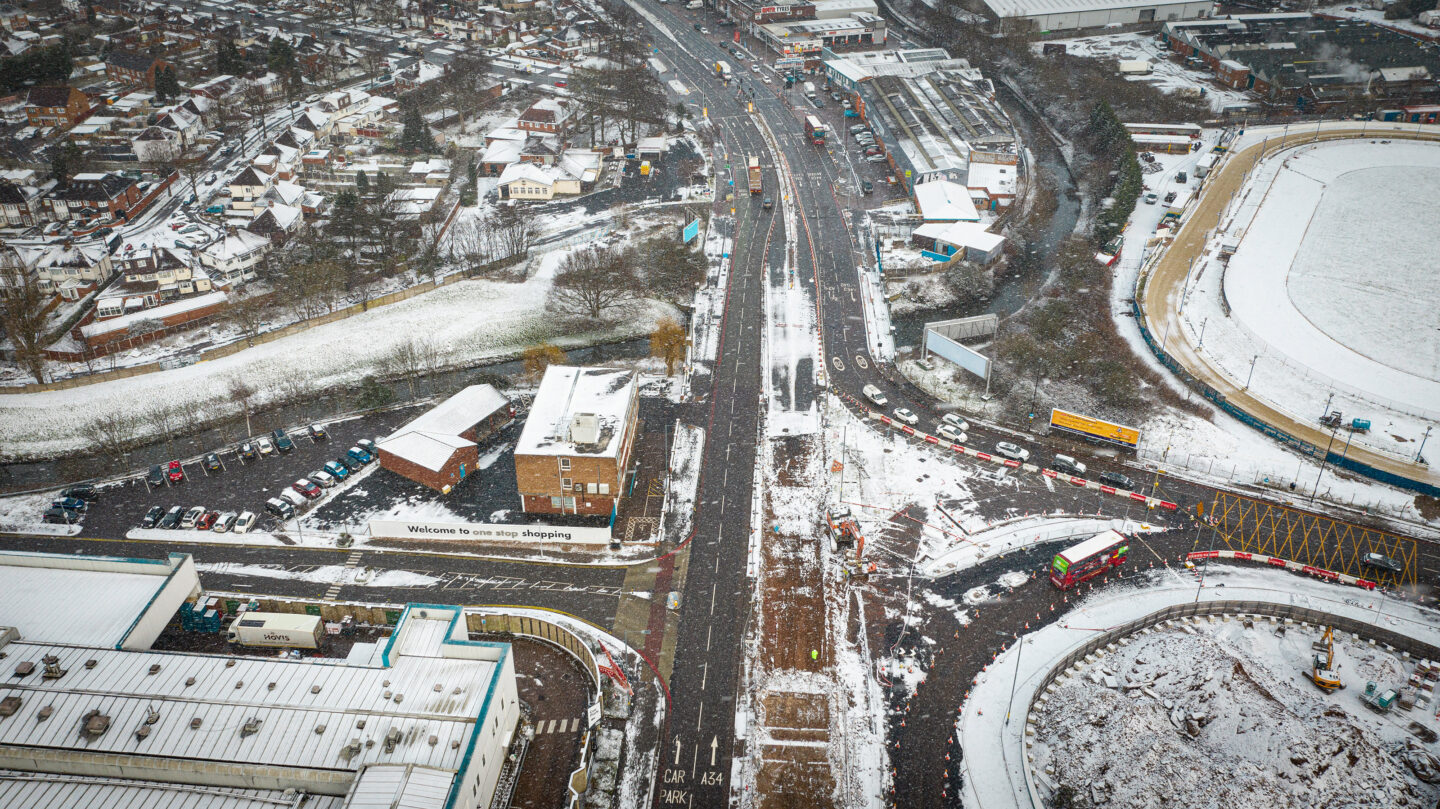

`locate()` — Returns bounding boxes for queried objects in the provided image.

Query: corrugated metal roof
[344,766,454,809]
[982,0,1201,18]
[0,562,171,647]
[0,771,342,809]
[0,639,496,773]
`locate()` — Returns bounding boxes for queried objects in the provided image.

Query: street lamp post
[1197,317,1208,350]
[1005,635,1026,726]
[1243,354,1259,390]
[1308,426,1340,505]
[1417,426,1432,464]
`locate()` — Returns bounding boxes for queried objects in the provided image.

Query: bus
[1049,530,1130,590]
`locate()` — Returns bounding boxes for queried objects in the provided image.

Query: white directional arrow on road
[673,737,682,766]
[710,735,718,766]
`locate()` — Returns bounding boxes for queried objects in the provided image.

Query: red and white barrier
[1186,550,1377,591]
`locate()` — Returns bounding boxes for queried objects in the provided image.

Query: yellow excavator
[1311,626,1342,692]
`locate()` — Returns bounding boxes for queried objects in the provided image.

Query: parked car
[861,181,873,195]
[213,511,238,533]
[347,446,374,465]
[1098,471,1135,490]
[1144,192,1158,205]
[203,453,223,473]
[866,154,887,163]
[324,460,350,480]
[310,470,337,488]
[751,63,760,73]
[233,511,257,533]
[196,510,219,530]
[264,498,295,519]
[147,464,167,487]
[239,441,258,461]
[1362,552,1403,573]
[291,478,322,499]
[51,497,87,513]
[994,442,1030,462]
[892,407,919,426]
[941,413,970,433]
[257,436,275,455]
[1175,171,1187,183]
[272,428,295,453]
[357,438,378,455]
[159,505,184,529]
[141,505,165,528]
[761,75,771,84]
[279,487,308,507]
[307,424,328,441]
[335,455,363,472]
[60,484,97,501]
[936,424,967,443]
[167,460,185,483]
[180,505,205,529]
[42,507,76,524]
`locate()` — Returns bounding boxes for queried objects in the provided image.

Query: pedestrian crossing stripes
[533,717,582,735]
[324,552,363,600]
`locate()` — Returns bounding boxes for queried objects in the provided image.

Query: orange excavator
[1311,626,1342,692]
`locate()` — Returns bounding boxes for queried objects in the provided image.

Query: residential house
[227,166,274,213]
[516,98,570,136]
[513,365,640,518]
[17,240,114,300]
[48,172,142,222]
[377,384,514,492]
[0,174,47,227]
[0,5,29,32]
[497,162,556,200]
[106,51,168,88]
[198,227,269,284]
[25,85,89,128]
[133,125,182,163]
[95,245,215,320]
[248,201,303,244]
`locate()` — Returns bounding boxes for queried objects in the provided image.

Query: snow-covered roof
[480,138,524,165]
[913,179,980,223]
[0,773,340,809]
[966,161,1016,196]
[982,0,1202,18]
[497,162,552,187]
[202,229,269,261]
[913,220,1005,253]
[0,551,196,648]
[81,290,227,339]
[377,384,510,472]
[515,366,636,458]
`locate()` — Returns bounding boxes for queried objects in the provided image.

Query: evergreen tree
[355,170,369,195]
[399,106,433,153]
[155,67,180,103]
[216,38,246,76]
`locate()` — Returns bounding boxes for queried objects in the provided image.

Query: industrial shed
[376,384,513,492]
[979,0,1211,31]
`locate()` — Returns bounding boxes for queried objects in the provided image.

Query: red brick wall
[379,444,480,491]
[521,493,615,516]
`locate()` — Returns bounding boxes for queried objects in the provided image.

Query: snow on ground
[658,423,704,543]
[0,246,676,460]
[1031,32,1253,113]
[1179,138,1440,461]
[1035,624,1439,808]
[196,562,441,588]
[921,515,1159,578]
[766,192,821,437]
[960,563,1440,809]
[1316,3,1440,37]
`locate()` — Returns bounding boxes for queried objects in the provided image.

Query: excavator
[1311,626,1343,692]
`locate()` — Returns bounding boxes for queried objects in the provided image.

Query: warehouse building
[376,384,513,492]
[980,0,1212,31]
[514,365,639,518]
[0,551,520,809]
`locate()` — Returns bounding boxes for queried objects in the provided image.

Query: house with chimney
[47,172,142,222]
[198,227,269,284]
[25,85,89,128]
[15,240,114,301]
[513,365,640,518]
[516,98,570,136]
[93,245,219,321]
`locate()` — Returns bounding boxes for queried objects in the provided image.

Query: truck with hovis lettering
[226,612,324,649]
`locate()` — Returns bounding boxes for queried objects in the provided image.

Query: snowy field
[1180,139,1440,461]
[1030,32,1252,113]
[0,247,675,460]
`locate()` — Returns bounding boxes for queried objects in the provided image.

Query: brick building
[377,385,513,492]
[25,85,89,128]
[513,366,639,518]
[516,98,570,135]
[105,50,167,88]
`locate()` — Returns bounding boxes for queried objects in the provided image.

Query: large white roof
[914,179,980,223]
[0,773,342,809]
[377,385,508,472]
[515,366,636,458]
[0,552,192,648]
[982,0,1201,17]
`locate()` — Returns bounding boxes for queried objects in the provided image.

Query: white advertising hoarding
[369,520,613,545]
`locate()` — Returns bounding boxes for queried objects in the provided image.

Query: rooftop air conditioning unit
[569,413,600,446]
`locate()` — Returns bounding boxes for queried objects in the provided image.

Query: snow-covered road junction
[961,564,1440,808]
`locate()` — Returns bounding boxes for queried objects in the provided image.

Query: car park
[357,438,378,455]
[52,497,87,513]
[892,407,919,426]
[213,511,238,533]
[1098,471,1135,490]
[203,453,223,473]
[233,511,257,533]
[310,470,337,488]
[279,487,308,507]
[167,460,185,483]
[994,442,1030,462]
[264,498,295,519]
[308,424,328,441]
[347,446,374,465]
[335,455,362,473]
[1362,552,1403,573]
[866,154,887,163]
[936,424,967,443]
[196,511,219,530]
[239,442,258,461]
[42,507,76,524]
[147,464,167,487]
[60,484,97,501]
[141,506,165,528]
[941,413,970,433]
[272,428,295,453]
[324,460,350,480]
[292,478,322,499]
[180,505,205,529]
[159,506,183,529]
[257,436,275,455]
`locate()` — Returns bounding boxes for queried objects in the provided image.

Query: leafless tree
[225,294,269,346]
[381,337,442,399]
[145,403,182,456]
[227,375,258,438]
[546,245,640,321]
[80,411,141,470]
[0,263,51,384]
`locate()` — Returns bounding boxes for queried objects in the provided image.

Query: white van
[862,384,888,406]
